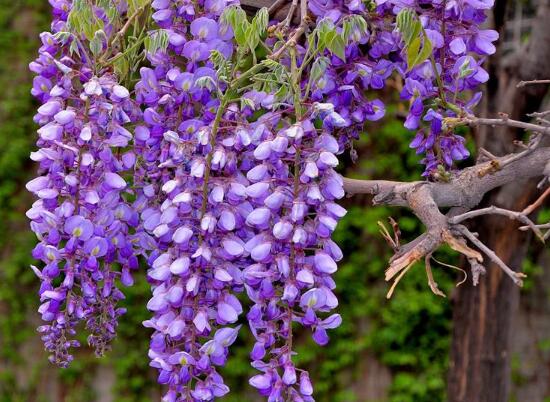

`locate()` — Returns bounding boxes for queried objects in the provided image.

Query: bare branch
[342,115,550,292]
[522,186,550,215]
[448,206,545,241]
[267,0,286,14]
[457,226,526,286]
[343,146,550,210]
[529,110,550,118]
[282,0,298,28]
[468,257,486,286]
[460,115,550,136]
[517,79,550,88]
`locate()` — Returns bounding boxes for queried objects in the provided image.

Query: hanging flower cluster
[134,0,249,399]
[305,0,498,174]
[241,103,346,400]
[382,0,498,174]
[304,1,395,148]
[27,0,497,399]
[27,0,141,366]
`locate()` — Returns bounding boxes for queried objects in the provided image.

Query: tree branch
[461,115,550,136]
[343,146,550,209]
[456,226,526,286]
[343,119,550,294]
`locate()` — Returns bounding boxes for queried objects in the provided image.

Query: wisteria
[241,102,346,400]
[386,0,498,174]
[27,0,141,365]
[134,0,249,399]
[26,0,500,400]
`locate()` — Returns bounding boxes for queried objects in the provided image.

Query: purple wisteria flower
[134,0,245,400]
[28,0,141,366]
[27,0,499,400]
[216,95,346,400]
[384,0,498,175]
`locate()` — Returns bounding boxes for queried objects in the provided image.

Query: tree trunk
[448,1,550,401]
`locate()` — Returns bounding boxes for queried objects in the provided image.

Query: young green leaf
[396,8,434,71]
[328,34,346,61]
[309,56,329,84]
[144,29,169,55]
[253,7,269,35]
[316,18,337,52]
[90,30,107,58]
[221,6,250,48]
[408,36,432,71]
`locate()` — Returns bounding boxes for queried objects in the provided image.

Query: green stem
[102,35,147,67]
[286,45,303,400]
[230,63,266,88]
[198,97,228,244]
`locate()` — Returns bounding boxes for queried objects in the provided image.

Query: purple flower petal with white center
[83,236,109,257]
[249,374,271,390]
[64,215,94,241]
[104,172,126,189]
[190,17,219,41]
[54,110,75,124]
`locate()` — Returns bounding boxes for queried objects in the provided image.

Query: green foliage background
[0,3,469,401]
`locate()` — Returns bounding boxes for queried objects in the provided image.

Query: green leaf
[253,7,269,35]
[67,0,105,40]
[89,30,107,58]
[210,49,233,82]
[309,56,329,84]
[406,37,421,69]
[245,23,259,53]
[458,58,474,78]
[144,29,169,55]
[342,15,368,43]
[274,83,289,101]
[195,76,217,91]
[113,55,130,80]
[69,39,80,57]
[53,31,72,44]
[221,5,249,48]
[408,36,432,71]
[240,97,256,110]
[316,18,337,52]
[260,58,281,70]
[127,0,150,15]
[328,34,346,61]
[396,8,421,47]
[396,8,433,71]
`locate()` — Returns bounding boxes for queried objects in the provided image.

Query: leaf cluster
[396,8,433,71]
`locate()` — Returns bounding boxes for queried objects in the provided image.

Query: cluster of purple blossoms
[380,0,498,174]
[28,0,140,366]
[304,2,394,150]
[27,0,498,399]
[134,0,249,400]
[241,102,346,401]
[136,2,349,398]
[307,0,497,175]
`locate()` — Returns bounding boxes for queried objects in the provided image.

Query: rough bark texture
[448,1,550,401]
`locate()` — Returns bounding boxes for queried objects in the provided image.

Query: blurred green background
[0,1,548,402]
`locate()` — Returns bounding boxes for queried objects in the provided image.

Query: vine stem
[284,44,304,401]
[198,97,228,226]
[183,87,230,399]
[100,2,150,63]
